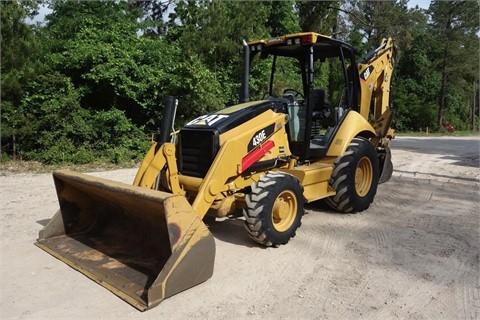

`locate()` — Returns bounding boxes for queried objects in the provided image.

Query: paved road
[393,136,479,168]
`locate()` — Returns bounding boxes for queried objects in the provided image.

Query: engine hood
[183,100,286,135]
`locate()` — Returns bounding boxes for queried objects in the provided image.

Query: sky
[408,0,431,9]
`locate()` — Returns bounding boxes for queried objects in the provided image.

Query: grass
[0,159,139,175]
[395,130,480,137]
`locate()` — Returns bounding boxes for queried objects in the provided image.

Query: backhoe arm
[357,37,396,144]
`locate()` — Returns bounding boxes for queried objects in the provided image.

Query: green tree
[344,0,413,53]
[267,1,301,36]
[168,0,271,110]
[18,72,93,163]
[428,0,479,128]
[1,0,41,160]
[296,1,341,34]
[376,4,443,132]
[19,71,149,164]
[43,0,171,126]
[2,0,164,163]
[131,0,174,37]
[394,26,440,131]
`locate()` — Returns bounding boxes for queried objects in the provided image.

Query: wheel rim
[355,156,373,197]
[272,190,297,232]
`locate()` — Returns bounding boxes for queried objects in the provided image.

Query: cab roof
[247,32,357,60]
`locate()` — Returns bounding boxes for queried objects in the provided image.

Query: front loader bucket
[35,170,215,311]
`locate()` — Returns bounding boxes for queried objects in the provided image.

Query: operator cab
[245,33,360,160]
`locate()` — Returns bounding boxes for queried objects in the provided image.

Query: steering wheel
[283,89,304,100]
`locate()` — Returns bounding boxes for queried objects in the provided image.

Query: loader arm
[134,106,291,220]
[133,142,184,196]
[133,138,247,219]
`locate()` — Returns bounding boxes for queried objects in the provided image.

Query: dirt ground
[1,136,479,320]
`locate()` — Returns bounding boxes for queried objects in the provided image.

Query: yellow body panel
[281,161,335,202]
[192,110,290,218]
[218,103,290,151]
[327,111,376,157]
[132,105,292,219]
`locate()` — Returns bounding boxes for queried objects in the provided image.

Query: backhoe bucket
[35,170,215,311]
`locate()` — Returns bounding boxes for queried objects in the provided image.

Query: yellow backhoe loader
[36,32,395,311]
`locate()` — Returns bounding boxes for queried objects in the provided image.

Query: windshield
[269,55,304,98]
[250,48,348,111]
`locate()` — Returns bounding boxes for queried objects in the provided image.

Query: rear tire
[325,137,379,213]
[243,172,304,247]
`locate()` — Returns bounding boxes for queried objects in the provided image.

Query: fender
[326,111,376,157]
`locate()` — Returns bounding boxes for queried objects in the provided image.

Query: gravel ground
[1,136,479,320]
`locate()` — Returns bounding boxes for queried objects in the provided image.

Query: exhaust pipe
[240,39,250,103]
[156,96,177,151]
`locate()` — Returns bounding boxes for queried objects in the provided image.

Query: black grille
[178,129,219,178]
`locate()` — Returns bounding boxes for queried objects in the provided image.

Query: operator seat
[311,88,331,137]
[310,89,333,158]
[311,88,331,118]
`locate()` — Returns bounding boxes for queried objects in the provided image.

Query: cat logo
[186,114,229,127]
[360,65,374,81]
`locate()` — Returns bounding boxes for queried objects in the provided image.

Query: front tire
[243,172,304,247]
[325,137,379,213]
